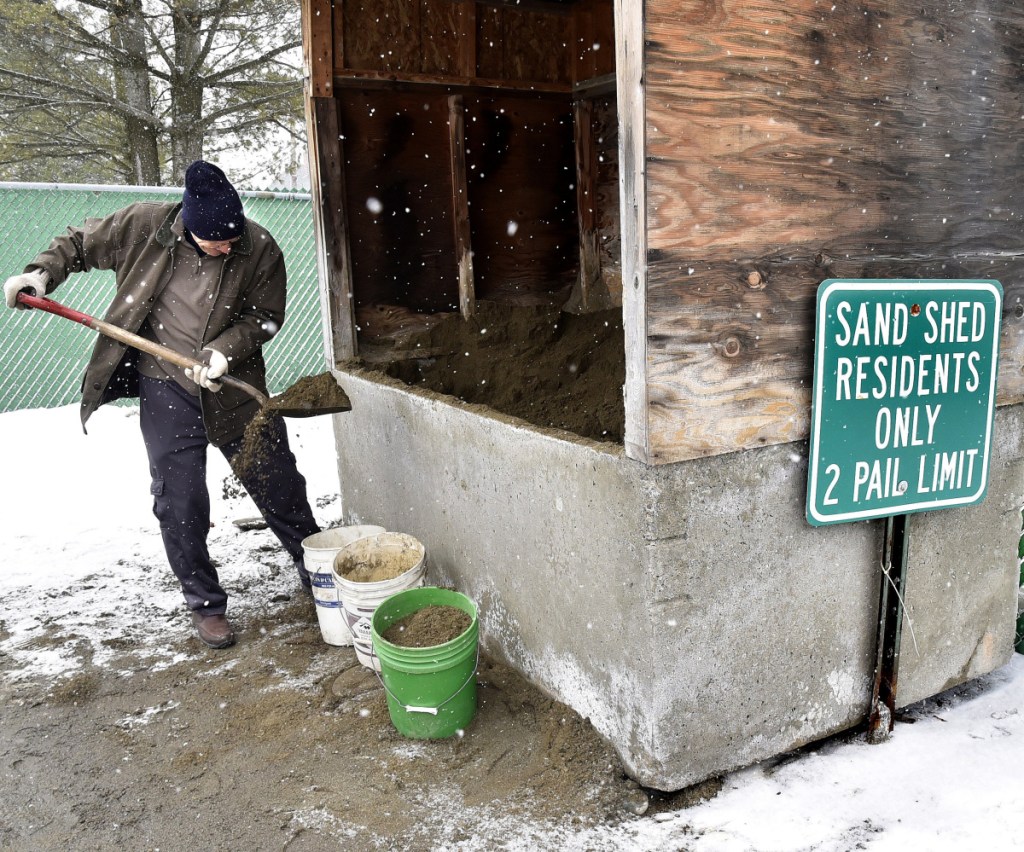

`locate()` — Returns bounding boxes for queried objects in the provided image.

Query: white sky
[1,403,1022,850]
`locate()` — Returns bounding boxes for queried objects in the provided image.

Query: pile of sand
[361,302,626,443]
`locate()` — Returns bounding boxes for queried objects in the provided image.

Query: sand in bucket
[370,586,479,739]
[301,525,384,645]
[332,532,426,669]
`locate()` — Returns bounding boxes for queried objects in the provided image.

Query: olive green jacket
[28,201,287,446]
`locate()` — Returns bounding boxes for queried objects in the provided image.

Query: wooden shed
[300,0,1024,790]
[302,0,1024,462]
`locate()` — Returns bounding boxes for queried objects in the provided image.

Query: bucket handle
[369,645,480,715]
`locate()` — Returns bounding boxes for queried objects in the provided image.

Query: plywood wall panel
[645,254,1024,463]
[502,7,573,85]
[646,260,820,462]
[645,3,1024,258]
[418,0,465,76]
[336,0,602,85]
[573,0,616,83]
[342,0,421,73]
[464,95,577,301]
[637,0,1024,463]
[472,3,573,84]
[337,90,460,312]
[475,4,505,80]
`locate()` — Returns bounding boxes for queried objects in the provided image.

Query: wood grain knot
[1015,304,1024,319]
[746,270,765,289]
[723,336,741,358]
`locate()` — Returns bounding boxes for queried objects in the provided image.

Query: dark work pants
[139,375,320,614]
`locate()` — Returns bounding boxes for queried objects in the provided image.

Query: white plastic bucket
[301,525,385,645]
[332,532,427,669]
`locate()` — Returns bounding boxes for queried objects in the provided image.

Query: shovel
[16,292,351,417]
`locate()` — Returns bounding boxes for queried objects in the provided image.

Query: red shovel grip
[16,292,96,327]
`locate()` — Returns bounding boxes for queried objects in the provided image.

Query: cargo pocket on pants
[150,477,166,523]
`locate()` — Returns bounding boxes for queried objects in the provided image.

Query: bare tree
[0,0,303,186]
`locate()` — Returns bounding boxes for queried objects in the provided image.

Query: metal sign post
[806,279,1002,741]
[866,513,910,742]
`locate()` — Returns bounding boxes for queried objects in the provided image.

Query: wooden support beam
[573,72,616,99]
[330,69,571,96]
[615,0,649,463]
[570,97,601,313]
[308,96,357,361]
[565,95,617,316]
[302,0,334,97]
[448,94,475,319]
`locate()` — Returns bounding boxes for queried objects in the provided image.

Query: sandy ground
[5,364,1021,850]
[0,526,679,851]
[0,310,668,852]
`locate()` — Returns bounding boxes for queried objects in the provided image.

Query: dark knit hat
[181,161,244,241]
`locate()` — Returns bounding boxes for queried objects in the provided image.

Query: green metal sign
[807,279,1002,526]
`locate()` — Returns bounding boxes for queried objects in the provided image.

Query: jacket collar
[158,202,253,256]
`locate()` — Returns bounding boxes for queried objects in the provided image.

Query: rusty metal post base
[867,514,910,743]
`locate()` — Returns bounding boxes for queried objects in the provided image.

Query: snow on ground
[2,404,1023,851]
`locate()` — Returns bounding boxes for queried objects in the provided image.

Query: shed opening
[316,0,625,443]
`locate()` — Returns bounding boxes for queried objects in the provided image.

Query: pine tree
[0,0,304,186]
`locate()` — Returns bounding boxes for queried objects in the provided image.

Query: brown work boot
[191,612,236,649]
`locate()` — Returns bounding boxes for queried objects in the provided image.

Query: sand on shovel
[266,372,352,415]
[233,372,349,478]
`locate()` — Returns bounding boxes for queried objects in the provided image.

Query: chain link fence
[0,182,324,413]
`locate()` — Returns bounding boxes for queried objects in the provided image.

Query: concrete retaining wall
[330,366,1023,790]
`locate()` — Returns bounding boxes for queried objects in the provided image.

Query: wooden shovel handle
[16,292,269,406]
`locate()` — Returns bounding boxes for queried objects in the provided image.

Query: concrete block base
[330,367,1023,790]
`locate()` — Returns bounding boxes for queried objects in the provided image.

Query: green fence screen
[0,182,323,413]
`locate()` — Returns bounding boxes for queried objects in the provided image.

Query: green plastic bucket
[1016,589,1024,655]
[370,586,479,739]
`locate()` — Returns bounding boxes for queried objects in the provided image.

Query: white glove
[4,269,49,309]
[184,348,229,392]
